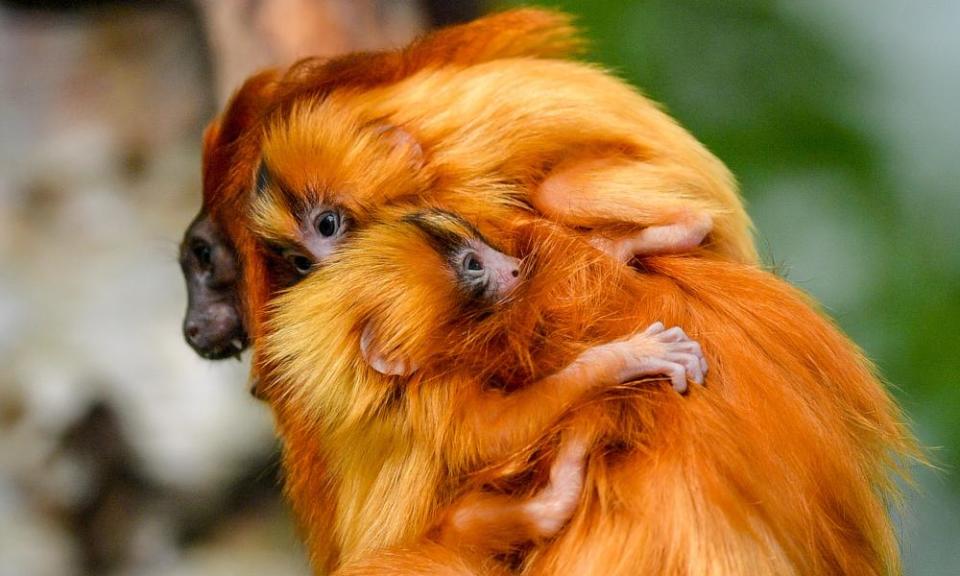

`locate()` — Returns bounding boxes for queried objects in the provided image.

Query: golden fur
[199,8,585,353]
[196,8,914,574]
[260,210,915,575]
[256,56,754,266]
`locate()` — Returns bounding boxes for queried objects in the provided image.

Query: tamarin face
[249,99,429,280]
[400,211,521,306]
[357,210,521,376]
[179,70,279,360]
[252,160,353,278]
[179,211,245,359]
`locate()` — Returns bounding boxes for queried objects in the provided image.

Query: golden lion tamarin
[179,9,617,566]
[180,8,584,362]
[250,8,756,282]
[310,209,705,573]
[259,206,914,575]
[184,7,914,575]
[180,69,279,360]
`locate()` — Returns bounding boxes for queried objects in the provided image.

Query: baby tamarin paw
[589,211,714,263]
[430,433,591,556]
[624,321,707,393]
[579,321,707,393]
[521,433,590,539]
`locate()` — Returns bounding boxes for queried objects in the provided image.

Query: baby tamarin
[180,8,584,361]
[261,208,915,575]
[353,210,705,558]
[259,208,705,571]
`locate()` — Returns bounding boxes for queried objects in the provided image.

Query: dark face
[179,212,248,359]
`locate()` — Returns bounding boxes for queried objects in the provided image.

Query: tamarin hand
[521,431,591,538]
[569,321,707,394]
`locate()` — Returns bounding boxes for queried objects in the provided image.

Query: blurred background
[0,1,955,574]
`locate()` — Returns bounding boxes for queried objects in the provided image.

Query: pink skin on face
[470,239,521,298]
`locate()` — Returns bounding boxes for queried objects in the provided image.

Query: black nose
[183,319,207,349]
[183,299,248,359]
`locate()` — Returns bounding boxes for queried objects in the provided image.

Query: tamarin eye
[283,251,314,276]
[191,239,212,268]
[315,211,341,237]
[463,251,484,274]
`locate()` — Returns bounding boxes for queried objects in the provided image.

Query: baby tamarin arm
[333,431,591,575]
[360,212,706,465]
[432,430,591,557]
[327,439,588,576]
[534,155,719,261]
[461,321,703,464]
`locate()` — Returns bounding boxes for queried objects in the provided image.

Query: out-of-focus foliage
[501,0,960,571]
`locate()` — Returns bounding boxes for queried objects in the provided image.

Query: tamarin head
[262,208,524,390]
[180,210,243,360]
[183,7,582,359]
[357,210,521,376]
[180,69,279,359]
[400,211,521,303]
[249,98,429,279]
[357,212,618,385]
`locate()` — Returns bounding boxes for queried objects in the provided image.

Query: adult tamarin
[259,207,915,575]
[180,69,279,360]
[180,5,916,576]
[254,11,755,275]
[188,9,755,357]
[248,47,753,363]
[180,8,584,360]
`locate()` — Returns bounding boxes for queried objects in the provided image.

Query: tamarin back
[262,55,755,268]
[275,7,581,104]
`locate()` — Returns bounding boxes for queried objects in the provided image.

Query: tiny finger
[643,321,665,335]
[670,365,688,393]
[660,326,688,343]
[670,340,703,356]
[663,352,700,382]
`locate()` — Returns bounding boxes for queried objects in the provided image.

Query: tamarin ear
[202,119,223,156]
[360,322,419,376]
[373,123,424,168]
